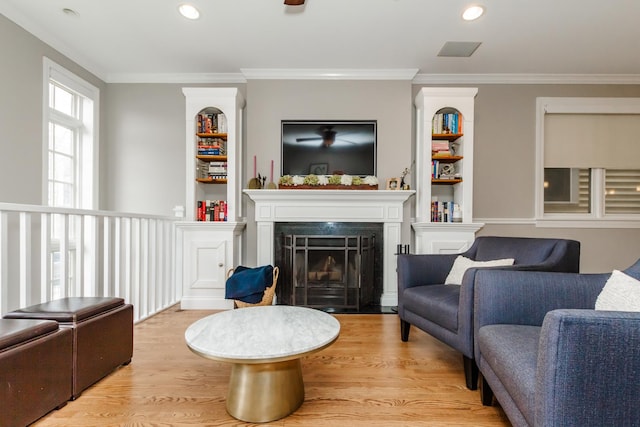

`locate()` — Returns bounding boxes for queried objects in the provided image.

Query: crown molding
[240,68,419,80]
[105,73,247,84]
[107,71,640,85]
[412,73,640,85]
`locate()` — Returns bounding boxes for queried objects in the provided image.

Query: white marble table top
[185,305,340,363]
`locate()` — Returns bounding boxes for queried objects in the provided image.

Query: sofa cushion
[478,324,541,426]
[595,270,640,312]
[444,255,514,285]
[474,237,556,264]
[403,285,460,332]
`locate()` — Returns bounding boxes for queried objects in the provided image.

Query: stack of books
[208,161,227,180]
[196,200,227,222]
[197,137,226,155]
[431,140,451,157]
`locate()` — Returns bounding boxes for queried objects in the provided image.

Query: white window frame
[535,97,640,228]
[42,57,99,209]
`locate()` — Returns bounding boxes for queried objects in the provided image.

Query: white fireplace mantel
[244,189,415,307]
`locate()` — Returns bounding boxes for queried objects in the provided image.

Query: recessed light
[179,4,200,20]
[462,5,484,21]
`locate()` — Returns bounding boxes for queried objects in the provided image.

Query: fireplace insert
[274,222,382,311]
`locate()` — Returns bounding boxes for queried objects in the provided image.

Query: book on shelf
[432,112,462,135]
[432,151,452,158]
[431,140,450,152]
[208,161,227,174]
[430,200,460,223]
[196,200,228,222]
[197,113,227,134]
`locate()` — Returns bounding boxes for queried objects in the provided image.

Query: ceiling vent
[437,41,482,57]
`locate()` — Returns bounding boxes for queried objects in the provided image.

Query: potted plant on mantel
[278,174,379,190]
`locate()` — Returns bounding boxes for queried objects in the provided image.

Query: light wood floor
[34,305,510,427]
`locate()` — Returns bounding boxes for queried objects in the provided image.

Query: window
[43,58,99,209]
[536,97,640,227]
[42,58,99,297]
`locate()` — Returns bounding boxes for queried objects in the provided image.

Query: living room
[1,1,640,425]
[1,5,639,274]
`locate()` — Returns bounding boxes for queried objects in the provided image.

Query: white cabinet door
[176,222,244,310]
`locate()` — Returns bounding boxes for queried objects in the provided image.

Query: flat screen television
[281,120,377,176]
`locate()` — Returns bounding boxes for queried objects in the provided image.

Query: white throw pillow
[595,270,640,312]
[444,255,515,285]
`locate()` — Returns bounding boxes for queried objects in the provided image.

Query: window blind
[605,169,640,214]
[544,114,640,168]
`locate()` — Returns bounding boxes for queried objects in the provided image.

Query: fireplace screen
[282,234,374,311]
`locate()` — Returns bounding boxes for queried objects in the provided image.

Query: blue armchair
[473,260,640,427]
[396,236,580,389]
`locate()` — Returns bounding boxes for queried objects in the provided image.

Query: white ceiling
[2,0,640,84]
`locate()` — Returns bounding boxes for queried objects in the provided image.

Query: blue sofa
[397,236,580,389]
[474,260,640,427]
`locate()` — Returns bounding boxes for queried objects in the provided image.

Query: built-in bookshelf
[178,87,246,310]
[412,87,484,254]
[191,111,229,218]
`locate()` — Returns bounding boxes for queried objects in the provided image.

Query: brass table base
[227,359,305,423]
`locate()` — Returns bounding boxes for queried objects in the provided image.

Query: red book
[213,202,220,222]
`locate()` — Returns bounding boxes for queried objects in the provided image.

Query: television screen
[281,120,377,176]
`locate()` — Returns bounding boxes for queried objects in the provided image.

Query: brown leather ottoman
[4,297,133,399]
[1,318,72,427]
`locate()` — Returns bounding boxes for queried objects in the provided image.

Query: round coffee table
[185,305,340,422]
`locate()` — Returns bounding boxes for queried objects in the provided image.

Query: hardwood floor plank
[33,306,509,426]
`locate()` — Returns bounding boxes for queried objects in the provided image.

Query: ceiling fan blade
[284,0,305,5]
[296,137,321,142]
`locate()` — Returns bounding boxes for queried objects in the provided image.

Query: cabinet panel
[188,239,226,290]
[177,223,245,310]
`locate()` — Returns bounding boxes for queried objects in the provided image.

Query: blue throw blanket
[225,265,274,304]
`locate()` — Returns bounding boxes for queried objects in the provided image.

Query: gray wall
[464,84,640,272]
[0,14,105,205]
[2,14,639,273]
[241,79,414,265]
[103,84,185,215]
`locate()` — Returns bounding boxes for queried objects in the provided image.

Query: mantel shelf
[244,189,415,205]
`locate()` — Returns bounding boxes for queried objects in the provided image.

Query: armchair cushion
[595,269,640,311]
[478,324,541,425]
[403,285,460,332]
[445,255,514,285]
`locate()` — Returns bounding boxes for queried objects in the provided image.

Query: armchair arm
[536,309,640,426]
[396,253,458,292]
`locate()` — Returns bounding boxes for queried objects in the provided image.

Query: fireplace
[243,189,414,307]
[274,222,382,311]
